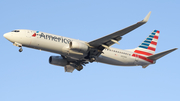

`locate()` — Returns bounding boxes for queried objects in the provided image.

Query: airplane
[3,11,177,73]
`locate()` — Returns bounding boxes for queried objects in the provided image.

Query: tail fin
[134,30,160,57]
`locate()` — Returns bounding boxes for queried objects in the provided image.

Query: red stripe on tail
[148,46,156,51]
[150,41,157,45]
[134,50,153,56]
[153,35,158,39]
[156,30,160,34]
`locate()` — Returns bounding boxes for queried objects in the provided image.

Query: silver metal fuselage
[4,29,151,67]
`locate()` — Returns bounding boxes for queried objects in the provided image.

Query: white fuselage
[4,29,152,67]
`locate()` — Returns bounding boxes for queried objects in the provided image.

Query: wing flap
[64,64,75,73]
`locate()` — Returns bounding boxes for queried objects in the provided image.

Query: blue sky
[0,0,179,101]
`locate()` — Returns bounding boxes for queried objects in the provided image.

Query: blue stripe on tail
[151,33,156,35]
[141,43,150,46]
[144,40,151,43]
[139,46,148,49]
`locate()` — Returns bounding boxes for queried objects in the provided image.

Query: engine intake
[49,56,68,66]
[69,41,89,53]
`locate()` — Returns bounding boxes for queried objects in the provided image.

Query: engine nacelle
[49,56,68,66]
[69,41,89,53]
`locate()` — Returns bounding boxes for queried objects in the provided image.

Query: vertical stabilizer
[134,30,160,57]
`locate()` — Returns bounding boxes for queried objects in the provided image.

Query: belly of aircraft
[96,54,136,66]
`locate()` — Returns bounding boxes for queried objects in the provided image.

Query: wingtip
[142,11,151,22]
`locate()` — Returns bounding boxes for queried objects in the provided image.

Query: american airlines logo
[32,31,72,44]
[32,33,36,37]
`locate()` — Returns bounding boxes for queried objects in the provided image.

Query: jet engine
[49,56,68,66]
[69,41,89,53]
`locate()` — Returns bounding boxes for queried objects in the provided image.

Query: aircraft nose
[3,33,8,39]
[3,33,12,41]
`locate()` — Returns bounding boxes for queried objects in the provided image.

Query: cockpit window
[11,30,20,32]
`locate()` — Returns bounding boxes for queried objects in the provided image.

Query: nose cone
[3,33,8,39]
[3,33,12,42]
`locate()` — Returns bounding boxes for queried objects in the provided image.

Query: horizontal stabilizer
[147,48,178,60]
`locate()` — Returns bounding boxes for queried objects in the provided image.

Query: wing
[88,11,151,49]
[63,12,152,72]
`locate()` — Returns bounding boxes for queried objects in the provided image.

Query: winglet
[142,11,151,22]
